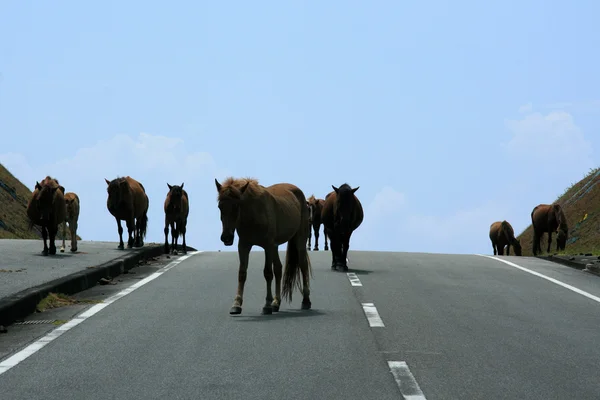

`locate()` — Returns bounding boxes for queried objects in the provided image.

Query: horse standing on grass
[489,220,522,256]
[26,176,67,256]
[164,182,189,255]
[60,192,80,253]
[307,195,329,251]
[531,203,569,256]
[215,177,313,315]
[105,176,149,250]
[321,183,363,272]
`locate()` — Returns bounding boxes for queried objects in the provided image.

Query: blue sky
[1,0,598,254]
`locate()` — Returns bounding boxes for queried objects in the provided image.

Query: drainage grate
[13,320,56,325]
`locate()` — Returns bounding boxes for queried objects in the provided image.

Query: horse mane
[218,176,262,200]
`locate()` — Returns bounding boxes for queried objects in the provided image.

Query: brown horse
[531,203,569,255]
[164,182,189,255]
[60,192,80,253]
[105,176,149,250]
[321,183,364,272]
[489,220,522,256]
[26,176,67,256]
[215,177,312,315]
[306,195,329,251]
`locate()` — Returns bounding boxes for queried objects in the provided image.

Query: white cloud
[504,110,593,167]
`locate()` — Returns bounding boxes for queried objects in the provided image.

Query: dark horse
[164,182,189,255]
[489,220,522,256]
[215,177,312,315]
[321,183,363,272]
[105,176,149,250]
[306,195,329,251]
[27,176,67,256]
[531,203,569,256]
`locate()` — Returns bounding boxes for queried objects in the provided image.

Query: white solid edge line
[388,361,427,400]
[0,250,203,375]
[476,254,600,304]
[361,302,385,327]
[346,272,362,287]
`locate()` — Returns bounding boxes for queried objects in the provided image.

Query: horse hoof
[301,301,312,310]
[118,245,124,250]
[70,248,77,253]
[230,306,242,315]
[173,250,179,256]
[271,304,280,312]
[262,306,273,315]
[49,248,56,255]
[314,248,319,251]
[324,247,329,251]
[42,250,49,256]
[60,248,65,253]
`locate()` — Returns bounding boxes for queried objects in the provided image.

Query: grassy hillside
[517,167,600,256]
[0,164,81,241]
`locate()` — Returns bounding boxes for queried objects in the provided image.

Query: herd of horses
[24,174,570,315]
[489,203,569,257]
[25,175,364,315]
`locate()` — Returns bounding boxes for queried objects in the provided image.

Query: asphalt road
[1,250,600,399]
[0,239,158,299]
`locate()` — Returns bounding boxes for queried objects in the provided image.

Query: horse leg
[230,241,252,315]
[70,219,78,252]
[116,218,125,250]
[262,246,276,315]
[329,233,342,270]
[339,232,352,272]
[313,223,320,251]
[48,223,58,255]
[497,245,504,256]
[171,221,178,255]
[307,222,312,250]
[181,220,187,254]
[324,227,329,251]
[164,216,170,254]
[126,217,135,248]
[271,250,283,312]
[134,217,141,247]
[60,220,66,253]
[506,244,511,256]
[532,231,538,256]
[546,232,552,254]
[41,225,49,256]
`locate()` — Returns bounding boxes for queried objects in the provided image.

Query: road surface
[1,250,600,399]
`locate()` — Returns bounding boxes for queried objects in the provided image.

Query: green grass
[517,166,600,256]
[36,293,103,313]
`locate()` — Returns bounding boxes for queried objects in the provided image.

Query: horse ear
[105,178,110,186]
[180,182,184,189]
[167,183,173,190]
[240,181,251,194]
[332,185,339,193]
[351,186,360,193]
[35,181,41,190]
[215,178,222,192]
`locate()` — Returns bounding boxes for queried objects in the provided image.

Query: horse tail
[140,212,148,239]
[281,199,313,303]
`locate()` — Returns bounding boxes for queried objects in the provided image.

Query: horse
[489,220,522,256]
[60,192,80,253]
[164,182,189,255]
[105,176,149,250]
[321,183,363,271]
[215,177,312,315]
[531,203,569,256]
[26,176,67,256]
[306,195,329,251]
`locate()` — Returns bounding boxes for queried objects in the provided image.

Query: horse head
[215,178,251,246]
[332,183,359,235]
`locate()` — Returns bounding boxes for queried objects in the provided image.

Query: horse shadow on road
[231,309,327,322]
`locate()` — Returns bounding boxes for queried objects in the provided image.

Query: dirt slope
[0,164,81,241]
[517,167,600,256]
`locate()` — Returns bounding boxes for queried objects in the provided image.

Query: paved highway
[1,250,600,399]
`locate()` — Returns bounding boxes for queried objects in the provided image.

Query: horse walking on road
[531,203,569,256]
[26,176,67,256]
[60,192,80,253]
[321,183,363,272]
[164,182,189,255]
[307,195,328,251]
[105,176,149,250]
[489,220,522,256]
[215,177,312,316]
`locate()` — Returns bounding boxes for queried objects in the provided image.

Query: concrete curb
[0,243,196,326]
[537,255,600,278]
